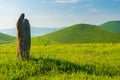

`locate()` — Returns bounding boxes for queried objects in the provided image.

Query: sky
[0,0,120,29]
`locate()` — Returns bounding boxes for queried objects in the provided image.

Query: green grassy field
[0,23,120,80]
[0,43,120,80]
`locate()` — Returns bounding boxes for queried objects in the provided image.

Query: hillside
[100,21,120,33]
[32,36,58,45]
[39,24,120,43]
[0,32,15,44]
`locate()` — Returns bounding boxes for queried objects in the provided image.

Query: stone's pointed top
[16,13,25,27]
[21,13,25,16]
[20,13,25,19]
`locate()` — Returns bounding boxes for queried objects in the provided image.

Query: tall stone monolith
[16,13,31,60]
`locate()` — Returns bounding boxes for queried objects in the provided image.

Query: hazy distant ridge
[0,27,62,37]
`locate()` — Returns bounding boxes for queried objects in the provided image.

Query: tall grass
[0,43,120,80]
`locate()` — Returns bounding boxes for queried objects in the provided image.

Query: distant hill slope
[32,36,58,45]
[40,24,120,43]
[100,21,120,33]
[0,32,15,44]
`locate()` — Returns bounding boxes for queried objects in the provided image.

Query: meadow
[0,43,120,80]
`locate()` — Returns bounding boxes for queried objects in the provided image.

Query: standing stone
[16,13,31,60]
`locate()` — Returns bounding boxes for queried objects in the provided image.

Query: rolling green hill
[32,36,58,45]
[100,21,120,33]
[38,24,120,43]
[0,32,15,44]
[1,23,120,44]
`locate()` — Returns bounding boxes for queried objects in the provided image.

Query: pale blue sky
[0,0,120,29]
